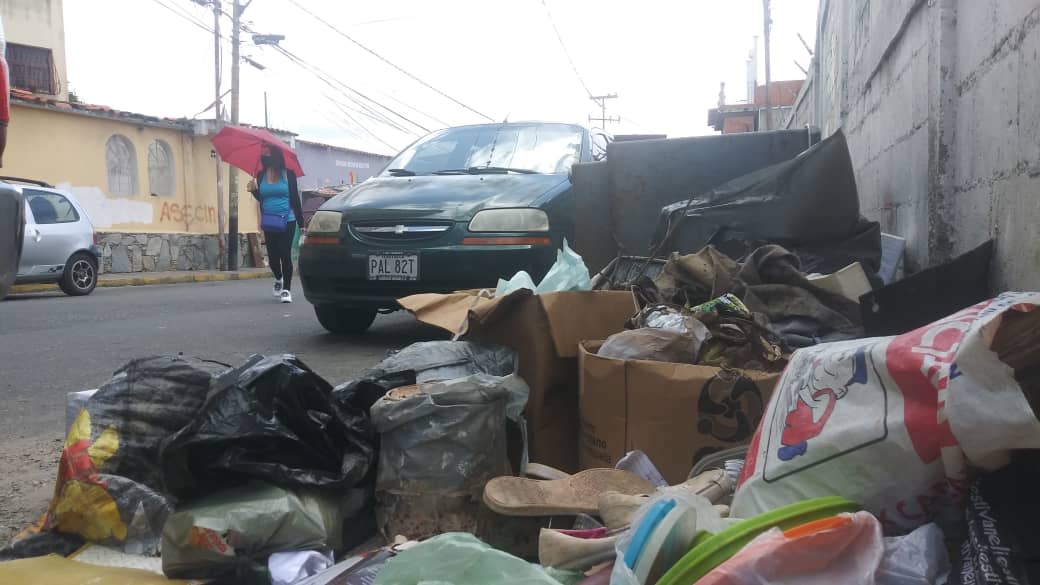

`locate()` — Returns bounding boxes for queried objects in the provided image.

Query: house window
[106,135,138,196]
[147,140,175,196]
[6,43,57,95]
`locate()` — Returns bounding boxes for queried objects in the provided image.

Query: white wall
[789,0,1040,290]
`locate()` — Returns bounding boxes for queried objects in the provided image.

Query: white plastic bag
[494,240,591,297]
[536,240,591,294]
[495,270,538,297]
[269,550,335,585]
[733,293,1040,533]
[876,523,950,585]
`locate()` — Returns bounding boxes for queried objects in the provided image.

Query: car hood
[322,174,570,221]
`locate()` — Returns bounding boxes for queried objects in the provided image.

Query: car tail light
[93,232,99,245]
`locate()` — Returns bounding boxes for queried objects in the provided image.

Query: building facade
[294,139,391,191]
[2,0,69,102]
[708,80,804,134]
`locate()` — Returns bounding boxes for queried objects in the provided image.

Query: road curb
[11,271,270,294]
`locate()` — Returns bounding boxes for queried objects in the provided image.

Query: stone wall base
[97,233,268,273]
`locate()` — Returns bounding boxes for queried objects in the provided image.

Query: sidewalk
[11,268,271,294]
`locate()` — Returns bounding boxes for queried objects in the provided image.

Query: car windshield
[383,123,584,176]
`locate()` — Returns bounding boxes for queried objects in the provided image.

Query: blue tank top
[257,169,295,222]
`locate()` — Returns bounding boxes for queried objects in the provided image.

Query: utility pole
[588,93,620,127]
[227,0,252,270]
[762,0,773,131]
[211,0,227,270]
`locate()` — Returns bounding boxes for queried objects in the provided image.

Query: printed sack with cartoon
[732,292,1040,534]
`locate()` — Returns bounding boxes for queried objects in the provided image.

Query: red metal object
[211,125,305,177]
[462,236,552,246]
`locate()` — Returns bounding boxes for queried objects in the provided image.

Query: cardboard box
[399,290,635,472]
[579,341,781,484]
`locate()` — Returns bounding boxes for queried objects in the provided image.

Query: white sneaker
[272,279,283,298]
[280,290,293,303]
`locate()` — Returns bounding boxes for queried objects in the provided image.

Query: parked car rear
[8,178,100,296]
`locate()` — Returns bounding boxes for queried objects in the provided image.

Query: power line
[271,45,415,133]
[284,0,494,121]
[540,0,593,99]
[271,44,427,135]
[148,0,217,36]
[227,10,434,134]
[160,0,408,150]
[166,0,213,30]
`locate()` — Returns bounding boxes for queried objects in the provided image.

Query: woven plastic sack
[734,293,1040,533]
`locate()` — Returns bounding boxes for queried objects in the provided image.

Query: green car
[300,122,607,334]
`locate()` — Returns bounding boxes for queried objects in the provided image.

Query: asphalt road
[0,278,445,540]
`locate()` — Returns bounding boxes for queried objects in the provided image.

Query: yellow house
[6,94,273,271]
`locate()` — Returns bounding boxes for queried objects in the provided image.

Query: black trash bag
[653,130,860,253]
[950,451,1040,585]
[1,355,226,557]
[0,532,83,562]
[160,355,375,498]
[332,341,518,414]
[862,240,994,337]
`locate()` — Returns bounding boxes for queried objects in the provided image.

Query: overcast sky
[64,0,818,155]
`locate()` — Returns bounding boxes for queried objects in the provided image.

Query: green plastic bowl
[654,496,860,585]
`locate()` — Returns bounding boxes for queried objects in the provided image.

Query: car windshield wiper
[471,166,538,174]
[431,167,538,175]
[387,168,416,176]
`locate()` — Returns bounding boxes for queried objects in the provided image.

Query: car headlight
[308,210,343,234]
[468,208,549,232]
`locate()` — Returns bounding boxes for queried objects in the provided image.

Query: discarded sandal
[538,527,623,570]
[483,469,655,517]
[598,469,734,529]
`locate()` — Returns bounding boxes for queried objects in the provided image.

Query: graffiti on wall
[160,202,218,226]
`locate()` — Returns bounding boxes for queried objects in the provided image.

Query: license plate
[368,253,419,281]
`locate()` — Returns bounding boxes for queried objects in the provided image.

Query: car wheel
[59,252,98,296]
[314,305,377,334]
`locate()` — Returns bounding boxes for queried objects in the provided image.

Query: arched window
[147,140,175,196]
[105,135,138,196]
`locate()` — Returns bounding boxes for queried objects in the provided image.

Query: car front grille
[351,221,453,242]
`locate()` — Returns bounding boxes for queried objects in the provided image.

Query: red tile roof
[12,89,192,129]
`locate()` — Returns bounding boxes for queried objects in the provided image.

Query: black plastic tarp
[653,130,861,254]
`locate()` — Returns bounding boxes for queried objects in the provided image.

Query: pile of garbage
[4,131,1040,585]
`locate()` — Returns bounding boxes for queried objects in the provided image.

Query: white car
[6,177,100,296]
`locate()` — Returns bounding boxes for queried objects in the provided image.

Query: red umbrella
[211,125,305,177]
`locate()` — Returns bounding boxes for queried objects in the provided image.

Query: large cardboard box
[399,290,635,471]
[579,341,781,484]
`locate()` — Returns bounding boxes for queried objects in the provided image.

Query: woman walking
[248,144,305,303]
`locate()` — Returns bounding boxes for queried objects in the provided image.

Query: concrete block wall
[789,0,1040,289]
[97,233,266,273]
